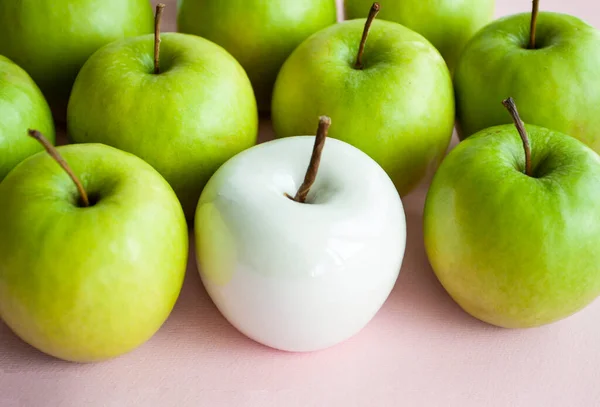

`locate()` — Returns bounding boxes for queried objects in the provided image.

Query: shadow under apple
[382,185,492,333]
[152,234,272,356]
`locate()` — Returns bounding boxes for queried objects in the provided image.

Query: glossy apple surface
[195,136,406,351]
[424,123,600,328]
[345,0,495,72]
[0,55,55,181]
[454,12,600,153]
[0,144,188,362]
[0,0,154,119]
[272,19,454,197]
[177,0,337,111]
[67,33,258,220]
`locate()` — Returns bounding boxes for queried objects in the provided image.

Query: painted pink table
[2,1,600,406]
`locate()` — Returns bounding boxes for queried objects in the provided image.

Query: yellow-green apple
[454,0,600,153]
[424,98,600,328]
[0,0,154,120]
[272,4,454,197]
[177,0,337,111]
[67,4,258,220]
[0,131,188,362]
[0,55,55,181]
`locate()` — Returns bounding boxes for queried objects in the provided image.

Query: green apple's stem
[502,98,532,177]
[529,0,540,49]
[286,116,332,203]
[354,2,380,70]
[154,3,166,74]
[27,129,90,207]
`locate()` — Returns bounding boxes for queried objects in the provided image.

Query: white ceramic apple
[195,117,406,352]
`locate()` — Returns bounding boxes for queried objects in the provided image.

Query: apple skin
[424,123,600,328]
[177,0,337,111]
[195,136,406,352]
[345,0,495,72]
[271,19,455,197]
[0,144,188,362]
[454,12,600,153]
[0,0,154,119]
[0,55,55,181]
[67,33,258,220]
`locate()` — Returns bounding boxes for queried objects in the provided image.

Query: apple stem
[154,3,166,74]
[287,116,332,204]
[354,2,380,70]
[502,98,532,177]
[529,0,540,49]
[28,129,90,207]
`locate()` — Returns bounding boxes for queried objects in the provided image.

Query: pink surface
[3,1,600,406]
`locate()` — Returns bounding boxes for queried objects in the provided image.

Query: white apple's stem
[154,3,166,74]
[529,0,540,49]
[502,98,532,177]
[355,3,380,70]
[27,129,90,207]
[287,116,332,203]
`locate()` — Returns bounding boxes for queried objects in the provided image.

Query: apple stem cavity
[154,3,166,74]
[502,98,533,177]
[529,0,540,49]
[354,2,381,70]
[287,116,332,204]
[27,129,90,207]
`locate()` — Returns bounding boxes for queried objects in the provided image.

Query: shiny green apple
[67,7,258,220]
[0,0,154,119]
[424,99,600,328]
[272,11,454,196]
[0,140,188,362]
[345,0,495,72]
[0,55,55,181]
[454,3,600,153]
[177,0,337,111]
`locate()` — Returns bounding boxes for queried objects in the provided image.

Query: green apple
[0,0,154,119]
[271,5,454,196]
[67,5,258,220]
[424,98,600,328]
[177,0,337,111]
[0,55,55,181]
[454,0,600,153]
[345,0,495,72]
[0,132,188,362]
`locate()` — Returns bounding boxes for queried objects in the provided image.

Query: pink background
[3,1,600,406]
